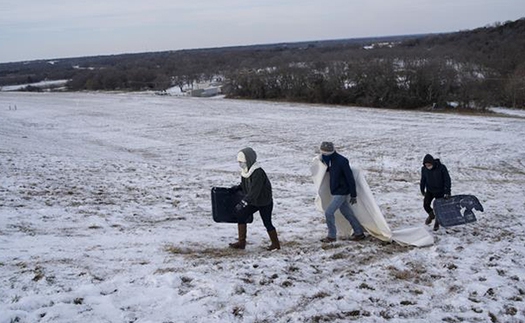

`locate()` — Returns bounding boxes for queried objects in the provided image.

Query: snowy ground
[0,80,69,92]
[0,92,524,323]
[490,107,525,119]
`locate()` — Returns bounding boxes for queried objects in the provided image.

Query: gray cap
[320,141,334,152]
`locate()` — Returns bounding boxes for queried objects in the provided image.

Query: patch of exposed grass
[164,245,192,255]
[387,265,418,280]
[232,305,244,318]
[330,252,348,260]
[359,282,375,290]
[32,266,45,282]
[164,244,243,259]
[282,240,301,248]
[308,310,371,323]
[321,243,343,251]
[154,268,178,274]
[312,291,330,299]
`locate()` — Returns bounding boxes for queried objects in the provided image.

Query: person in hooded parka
[229,147,280,251]
[420,154,452,231]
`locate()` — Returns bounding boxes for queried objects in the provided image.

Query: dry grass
[387,265,418,280]
[164,244,244,259]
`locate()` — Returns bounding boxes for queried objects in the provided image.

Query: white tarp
[311,156,434,247]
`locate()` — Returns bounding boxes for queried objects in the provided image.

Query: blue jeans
[325,195,364,238]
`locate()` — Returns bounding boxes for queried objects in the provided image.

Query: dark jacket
[236,148,273,207]
[420,154,451,195]
[323,152,357,197]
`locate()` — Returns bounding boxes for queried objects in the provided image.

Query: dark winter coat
[420,154,451,195]
[236,148,273,207]
[323,152,357,197]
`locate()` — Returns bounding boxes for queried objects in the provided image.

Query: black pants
[424,191,445,214]
[236,202,275,232]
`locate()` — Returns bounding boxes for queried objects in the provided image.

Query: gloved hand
[421,190,425,196]
[349,197,357,205]
[235,200,247,212]
[444,194,451,199]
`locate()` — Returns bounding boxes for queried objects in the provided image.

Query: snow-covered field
[0,80,69,92]
[1,92,524,323]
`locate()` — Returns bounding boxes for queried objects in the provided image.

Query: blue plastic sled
[433,194,483,227]
[211,187,253,223]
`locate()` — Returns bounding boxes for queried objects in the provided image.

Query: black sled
[211,187,253,223]
[433,194,483,227]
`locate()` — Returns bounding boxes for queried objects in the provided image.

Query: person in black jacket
[229,147,280,250]
[420,154,452,231]
[319,142,365,242]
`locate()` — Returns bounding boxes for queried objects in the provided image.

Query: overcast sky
[1,0,524,63]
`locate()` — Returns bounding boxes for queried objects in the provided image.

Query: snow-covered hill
[1,92,524,322]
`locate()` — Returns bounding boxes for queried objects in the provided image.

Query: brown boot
[267,230,281,251]
[229,224,247,249]
[425,211,435,225]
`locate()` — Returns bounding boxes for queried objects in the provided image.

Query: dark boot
[350,233,366,241]
[425,211,435,225]
[267,230,281,251]
[433,220,440,231]
[229,224,247,249]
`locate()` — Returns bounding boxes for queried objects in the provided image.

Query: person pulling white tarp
[311,156,434,247]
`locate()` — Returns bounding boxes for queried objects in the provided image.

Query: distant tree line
[224,18,525,109]
[1,18,524,109]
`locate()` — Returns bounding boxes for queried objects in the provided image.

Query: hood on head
[238,147,257,169]
[423,154,434,165]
